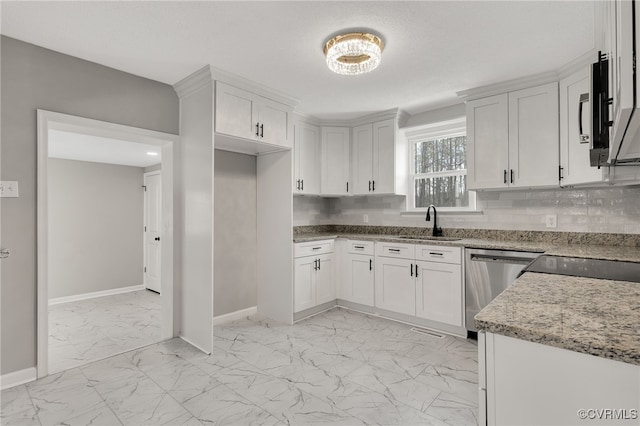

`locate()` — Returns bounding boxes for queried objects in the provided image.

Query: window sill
[400,209,484,216]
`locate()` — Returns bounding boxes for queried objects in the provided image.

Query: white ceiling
[49,129,161,168]
[1,1,596,120]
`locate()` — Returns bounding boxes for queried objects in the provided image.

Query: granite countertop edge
[474,273,640,366]
[292,232,640,262]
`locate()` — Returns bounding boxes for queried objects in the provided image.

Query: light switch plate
[0,181,19,198]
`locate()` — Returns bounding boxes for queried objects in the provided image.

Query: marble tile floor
[3,307,479,425]
[48,289,162,374]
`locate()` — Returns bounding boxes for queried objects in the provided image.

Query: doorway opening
[37,110,177,378]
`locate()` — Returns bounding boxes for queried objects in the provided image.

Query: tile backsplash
[293,186,640,234]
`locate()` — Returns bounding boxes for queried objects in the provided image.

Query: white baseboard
[212,306,258,326]
[49,284,146,306]
[1,367,37,390]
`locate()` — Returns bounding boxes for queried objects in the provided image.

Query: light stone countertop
[293,229,640,364]
[292,232,640,262]
[475,272,640,366]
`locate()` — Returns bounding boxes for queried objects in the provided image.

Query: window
[407,118,475,211]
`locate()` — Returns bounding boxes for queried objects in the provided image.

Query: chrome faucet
[425,205,443,237]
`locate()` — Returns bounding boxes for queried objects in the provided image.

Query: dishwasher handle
[470,254,536,265]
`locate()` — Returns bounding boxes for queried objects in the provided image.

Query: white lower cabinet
[315,253,335,305]
[294,240,335,313]
[374,256,416,316]
[480,332,640,426]
[374,242,463,328]
[415,261,463,327]
[342,241,375,306]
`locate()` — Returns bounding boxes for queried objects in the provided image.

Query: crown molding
[293,108,407,128]
[557,49,597,80]
[173,65,213,99]
[209,66,299,108]
[457,71,559,101]
[173,65,299,108]
[457,49,598,102]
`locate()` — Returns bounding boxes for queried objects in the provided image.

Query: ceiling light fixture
[323,32,384,76]
[146,151,159,156]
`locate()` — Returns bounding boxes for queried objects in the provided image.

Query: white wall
[48,159,144,299]
[214,150,257,316]
[294,186,640,234]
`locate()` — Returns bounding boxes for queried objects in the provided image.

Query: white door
[374,257,415,316]
[352,124,373,194]
[344,253,374,306]
[294,256,316,312]
[415,260,463,327]
[508,82,559,188]
[321,127,351,195]
[372,119,396,194]
[560,68,603,186]
[466,94,509,190]
[215,82,258,140]
[144,172,161,293]
[259,98,290,147]
[315,253,335,305]
[298,123,321,194]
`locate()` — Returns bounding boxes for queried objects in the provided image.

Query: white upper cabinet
[466,82,559,190]
[352,124,374,194]
[372,119,397,194]
[466,94,509,190]
[559,68,605,186]
[508,83,560,188]
[321,127,351,196]
[352,118,406,195]
[215,81,291,148]
[293,121,320,195]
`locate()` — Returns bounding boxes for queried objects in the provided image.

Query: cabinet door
[294,257,316,313]
[344,253,374,306]
[374,257,415,316]
[215,82,258,140]
[321,127,351,195]
[372,119,396,194]
[315,253,335,305]
[352,124,373,194]
[259,98,290,147]
[415,261,463,327]
[560,68,603,186]
[508,83,559,188]
[296,122,320,194]
[466,94,509,190]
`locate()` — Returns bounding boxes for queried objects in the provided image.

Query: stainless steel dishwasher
[465,248,541,332]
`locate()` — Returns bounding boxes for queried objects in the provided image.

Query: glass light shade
[324,32,384,76]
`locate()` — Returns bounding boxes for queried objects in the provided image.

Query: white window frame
[405,117,476,212]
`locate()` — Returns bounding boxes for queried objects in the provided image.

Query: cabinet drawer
[347,240,374,255]
[295,240,334,258]
[375,242,415,259]
[415,244,461,264]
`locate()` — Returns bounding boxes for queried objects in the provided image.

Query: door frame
[37,110,179,379]
[143,170,162,293]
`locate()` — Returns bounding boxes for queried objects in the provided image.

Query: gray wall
[0,36,179,375]
[214,150,257,316]
[48,159,144,299]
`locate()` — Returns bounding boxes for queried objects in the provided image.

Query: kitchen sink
[396,235,462,242]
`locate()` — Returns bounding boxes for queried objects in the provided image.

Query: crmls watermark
[577,409,639,421]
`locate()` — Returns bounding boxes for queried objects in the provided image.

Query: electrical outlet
[545,214,557,229]
[363,214,369,223]
[0,181,19,198]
